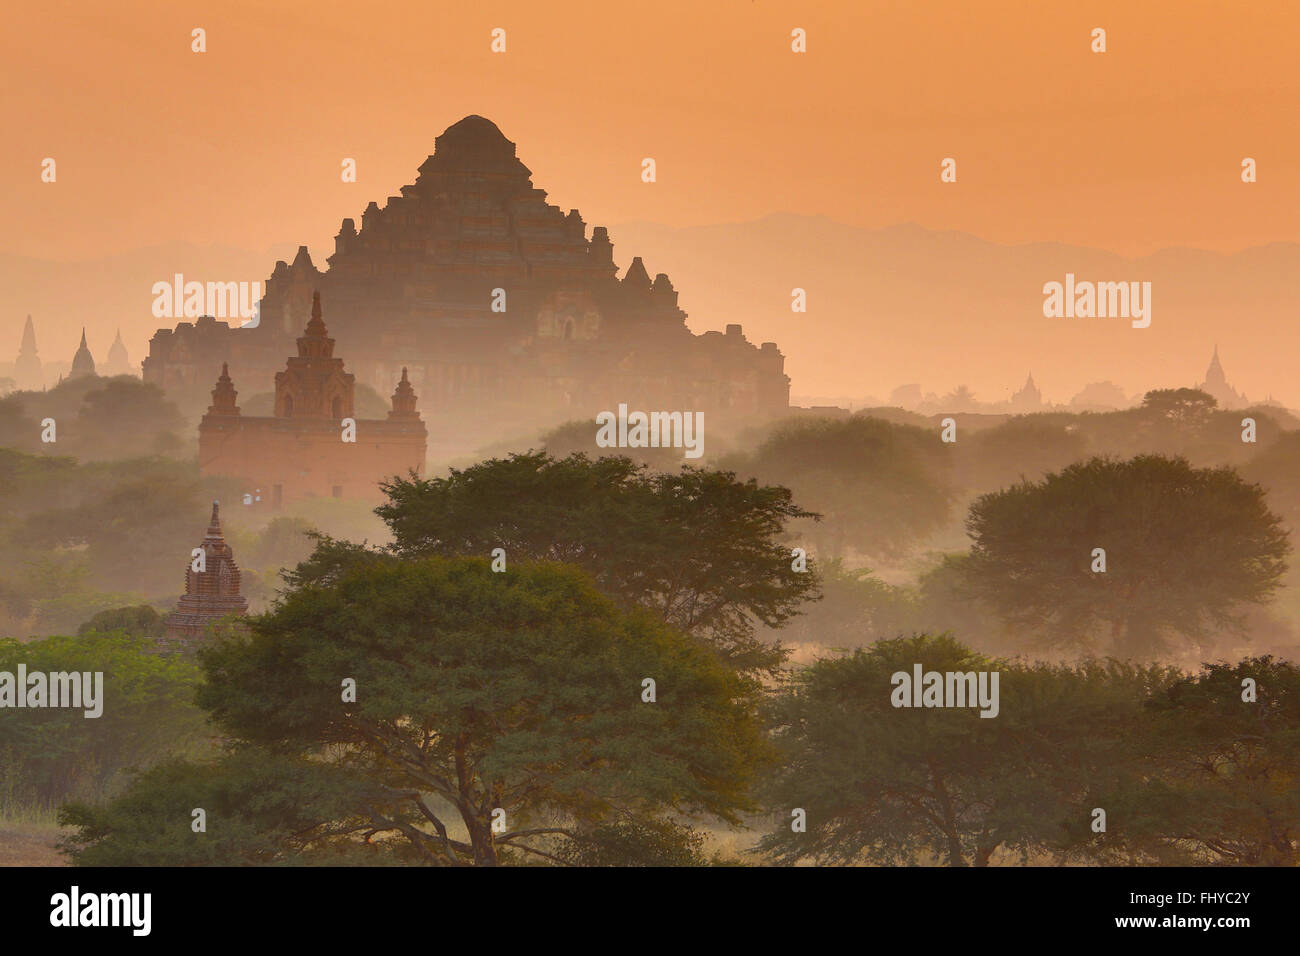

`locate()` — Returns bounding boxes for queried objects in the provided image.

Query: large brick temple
[145,115,790,453]
[199,292,427,507]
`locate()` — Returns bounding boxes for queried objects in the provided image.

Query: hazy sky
[5,1,1300,405]
[5,0,1298,262]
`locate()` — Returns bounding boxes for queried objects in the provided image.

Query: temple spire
[295,290,336,360]
[162,500,248,647]
[389,366,420,419]
[207,362,240,415]
[70,326,96,379]
[19,315,37,354]
[14,315,42,390]
[206,500,223,538]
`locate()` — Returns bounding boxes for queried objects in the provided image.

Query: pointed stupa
[104,328,132,376]
[69,328,97,379]
[14,314,42,390]
[296,290,335,359]
[207,362,240,415]
[1198,345,1247,407]
[1010,371,1042,409]
[161,500,249,647]
[1205,345,1226,387]
[388,366,421,420]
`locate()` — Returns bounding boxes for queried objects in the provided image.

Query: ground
[0,821,66,866]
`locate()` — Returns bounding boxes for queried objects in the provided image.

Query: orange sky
[5,0,1299,262]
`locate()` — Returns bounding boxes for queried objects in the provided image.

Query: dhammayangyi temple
[143,115,791,455]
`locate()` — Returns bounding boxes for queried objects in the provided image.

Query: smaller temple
[162,501,249,646]
[199,292,427,508]
[103,328,133,376]
[1009,372,1043,411]
[1198,346,1248,408]
[69,328,96,379]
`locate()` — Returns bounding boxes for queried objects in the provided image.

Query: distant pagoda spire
[297,290,335,359]
[14,314,42,389]
[19,315,37,355]
[388,366,420,419]
[104,327,131,376]
[276,292,353,418]
[1205,344,1227,387]
[69,327,96,379]
[207,362,240,415]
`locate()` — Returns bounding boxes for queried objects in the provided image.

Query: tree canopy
[735,414,953,561]
[376,451,819,674]
[758,634,1173,866]
[962,454,1290,654]
[59,555,770,866]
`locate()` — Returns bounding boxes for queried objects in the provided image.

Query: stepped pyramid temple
[162,501,249,645]
[199,292,427,507]
[69,328,96,379]
[14,315,41,390]
[146,115,790,451]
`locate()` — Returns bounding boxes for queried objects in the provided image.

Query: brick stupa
[162,500,248,646]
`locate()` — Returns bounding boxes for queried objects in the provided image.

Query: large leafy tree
[376,451,818,674]
[963,455,1290,655]
[1066,656,1300,866]
[758,634,1172,866]
[167,555,766,866]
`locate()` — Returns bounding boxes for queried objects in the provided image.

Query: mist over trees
[963,455,1290,655]
[7,373,1300,867]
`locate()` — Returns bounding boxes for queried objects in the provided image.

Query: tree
[0,633,208,807]
[376,452,818,674]
[771,558,919,651]
[736,414,953,561]
[182,555,767,866]
[959,416,1088,493]
[60,751,388,866]
[554,812,710,867]
[758,634,1169,866]
[1140,388,1217,426]
[1061,656,1300,865]
[963,455,1290,655]
[77,604,165,639]
[76,379,184,459]
[542,419,704,471]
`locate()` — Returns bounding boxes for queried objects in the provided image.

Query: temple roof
[19,314,37,355]
[439,115,511,148]
[70,327,96,378]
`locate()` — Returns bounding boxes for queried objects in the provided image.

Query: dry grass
[0,819,66,866]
